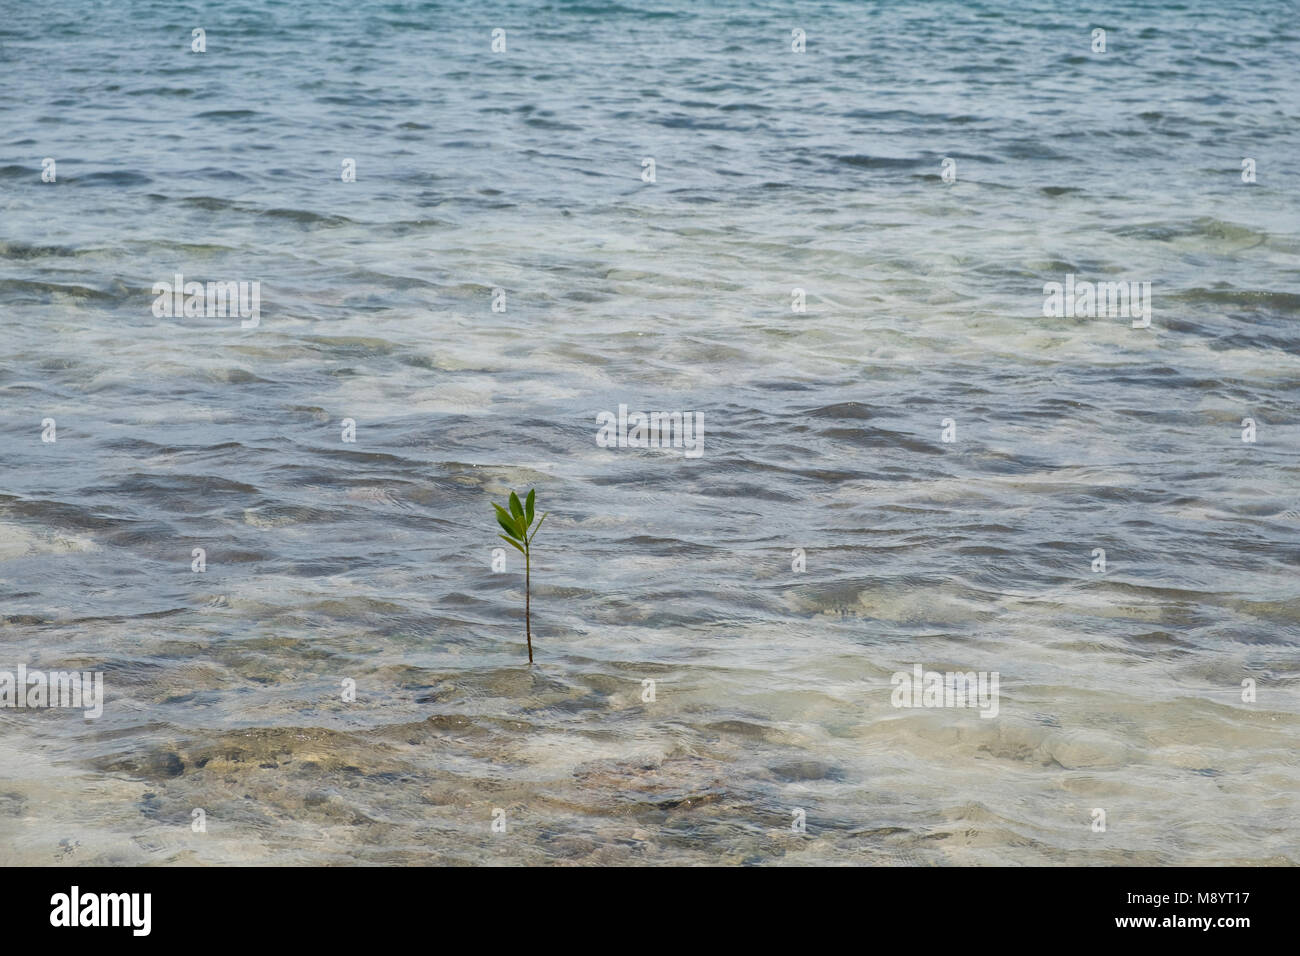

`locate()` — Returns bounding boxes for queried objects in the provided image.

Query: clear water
[1,0,1298,864]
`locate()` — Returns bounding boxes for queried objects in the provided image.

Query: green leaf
[529,511,548,543]
[498,534,526,554]
[494,503,523,540]
[508,492,525,524]
[525,489,535,525]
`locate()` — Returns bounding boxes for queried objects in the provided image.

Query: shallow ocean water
[0,0,1298,864]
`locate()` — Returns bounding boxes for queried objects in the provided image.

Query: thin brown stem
[525,545,533,663]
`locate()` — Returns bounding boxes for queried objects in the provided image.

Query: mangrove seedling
[492,489,548,663]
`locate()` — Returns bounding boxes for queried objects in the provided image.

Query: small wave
[0,240,85,260]
[837,154,927,169]
[0,278,118,302]
[194,109,259,119]
[72,170,153,187]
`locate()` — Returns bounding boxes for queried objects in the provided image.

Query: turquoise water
[1,1,1297,864]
